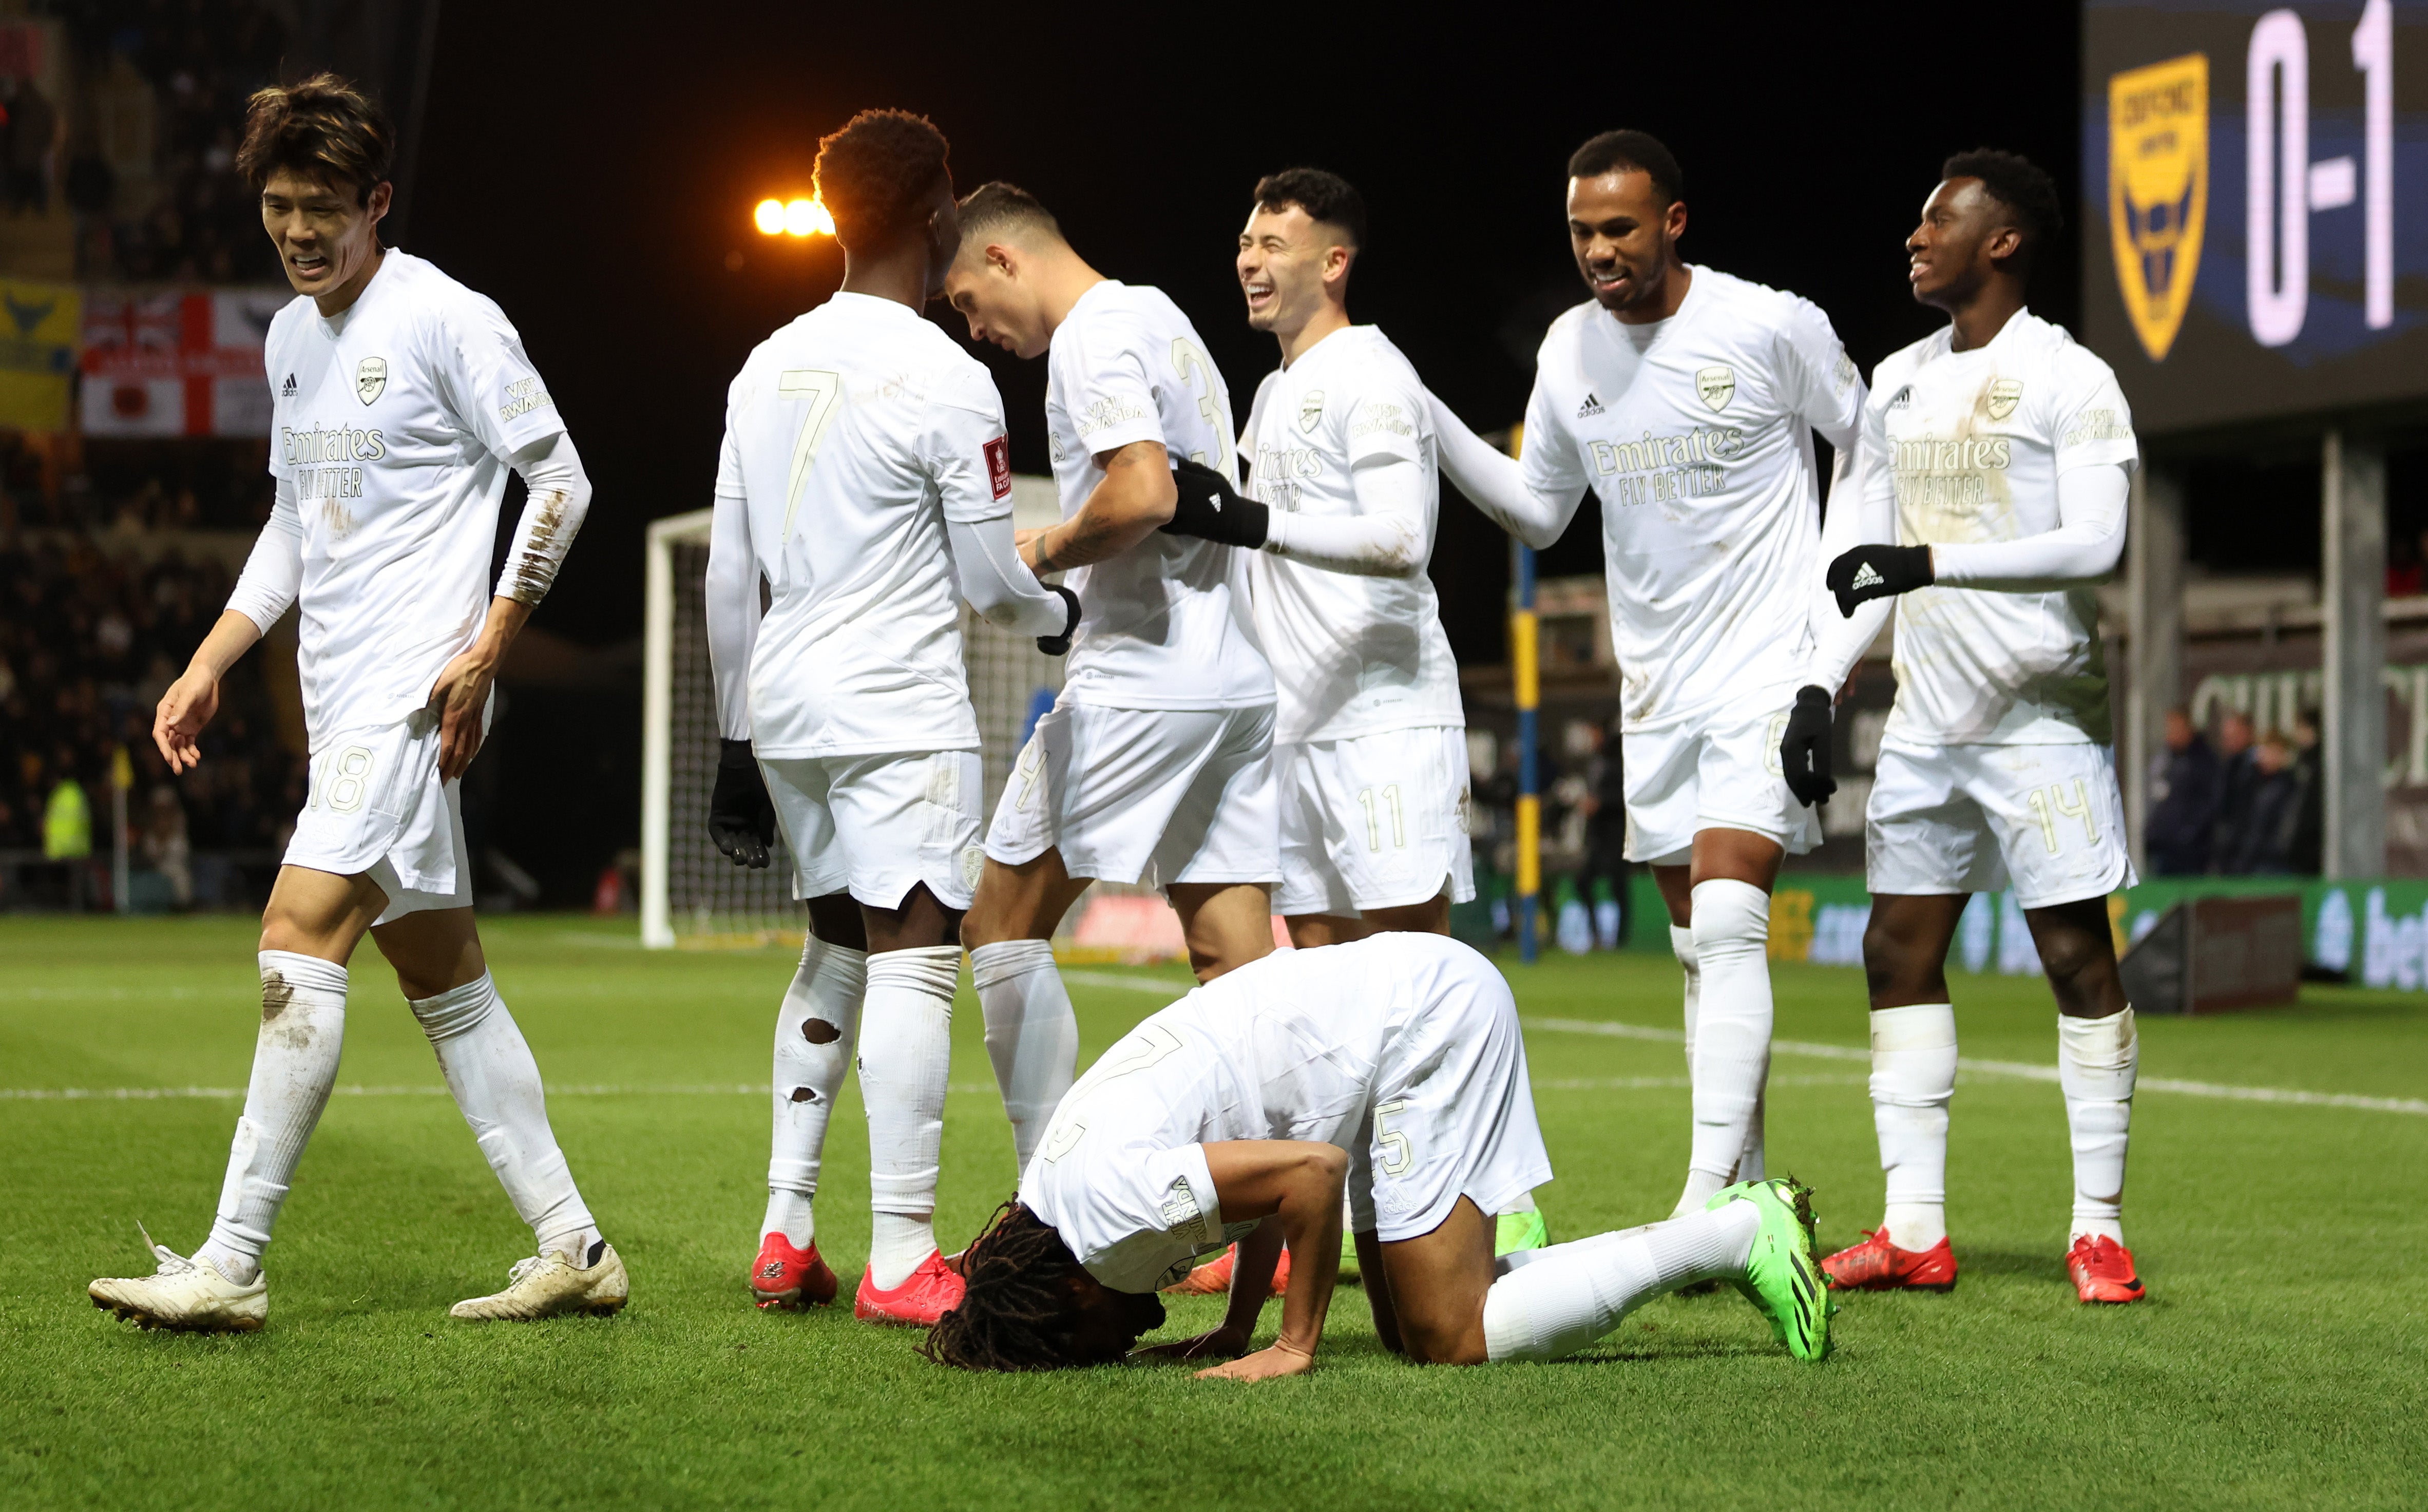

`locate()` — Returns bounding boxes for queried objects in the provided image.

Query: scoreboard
[2085,1,2428,435]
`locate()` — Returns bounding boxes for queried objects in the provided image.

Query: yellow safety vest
[43,779,91,860]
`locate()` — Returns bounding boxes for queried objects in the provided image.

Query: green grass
[3,914,2424,1510]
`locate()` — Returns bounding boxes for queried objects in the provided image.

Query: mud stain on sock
[261,972,293,1023]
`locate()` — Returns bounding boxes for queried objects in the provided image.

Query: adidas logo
[1576,392,1604,418]
[280,373,297,398]
[1886,386,1912,410]
[1850,562,1885,590]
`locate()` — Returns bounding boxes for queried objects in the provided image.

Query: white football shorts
[1354,948,1554,1243]
[1273,726,1477,917]
[1620,689,1821,865]
[761,749,985,911]
[984,700,1278,891]
[283,705,474,925]
[1865,738,2135,909]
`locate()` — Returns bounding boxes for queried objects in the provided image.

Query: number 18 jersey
[1045,280,1272,712]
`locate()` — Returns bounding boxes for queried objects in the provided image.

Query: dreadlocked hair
[920,1201,1091,1372]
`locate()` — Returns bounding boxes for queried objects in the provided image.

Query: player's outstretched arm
[1188,1139,1346,1381]
[162,488,302,772]
[1424,390,1581,549]
[1024,440,1176,574]
[1930,463,2130,590]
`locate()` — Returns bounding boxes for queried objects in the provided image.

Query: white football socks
[197,951,349,1286]
[764,934,866,1246]
[858,945,959,1289]
[2058,1007,2137,1245]
[1675,879,1773,1215]
[970,939,1078,1174]
[1869,1002,1958,1251]
[409,971,601,1264]
[1483,1201,1760,1361]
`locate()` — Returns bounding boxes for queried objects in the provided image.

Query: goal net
[640,479,1067,948]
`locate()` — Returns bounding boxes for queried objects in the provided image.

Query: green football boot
[1494,1206,1550,1259]
[1707,1177,1831,1362]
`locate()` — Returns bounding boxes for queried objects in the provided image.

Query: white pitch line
[1523,1017,2428,1116]
[1059,969,1192,996]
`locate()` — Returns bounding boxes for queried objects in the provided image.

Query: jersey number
[1372,1099,1414,1177]
[2025,779,2100,855]
[778,369,843,542]
[311,745,375,814]
[1169,338,1230,474]
[1356,786,1406,852]
[1038,1022,1186,1163]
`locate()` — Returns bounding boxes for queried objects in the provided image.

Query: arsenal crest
[1299,389,1325,433]
[1695,365,1734,412]
[2108,52,2208,363]
[1986,378,2022,422]
[356,356,388,405]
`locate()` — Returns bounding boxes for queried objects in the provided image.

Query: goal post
[640,480,1067,948]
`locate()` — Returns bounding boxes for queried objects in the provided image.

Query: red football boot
[1820,1227,1959,1292]
[2066,1234,2146,1304]
[1159,1243,1292,1297]
[751,1233,838,1310]
[854,1250,967,1326]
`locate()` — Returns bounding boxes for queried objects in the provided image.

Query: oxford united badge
[2108,52,2207,362]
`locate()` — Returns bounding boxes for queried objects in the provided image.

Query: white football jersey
[1521,267,1864,731]
[1864,309,2139,746]
[1021,934,1445,1293]
[713,292,1016,758]
[1045,280,1272,711]
[1243,326,1462,744]
[261,251,565,741]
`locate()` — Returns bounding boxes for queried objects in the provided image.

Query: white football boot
[89,1224,268,1333]
[450,1243,629,1322]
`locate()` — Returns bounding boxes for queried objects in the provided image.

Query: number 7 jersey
[1044,280,1273,711]
[713,291,1016,758]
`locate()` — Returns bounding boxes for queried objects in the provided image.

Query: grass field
[4,913,2424,1509]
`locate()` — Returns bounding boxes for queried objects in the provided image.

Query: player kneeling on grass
[90,75,622,1332]
[920,933,1828,1376]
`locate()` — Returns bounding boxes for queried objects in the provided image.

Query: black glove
[1037,583,1081,656]
[708,738,777,868]
[1161,457,1269,548]
[1826,543,1934,617]
[1780,685,1836,808]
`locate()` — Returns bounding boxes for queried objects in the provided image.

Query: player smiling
[919,933,1829,1376]
[941,184,1279,1179]
[1428,130,1867,1222]
[90,75,619,1331]
[1809,151,2146,1305]
[702,111,1075,1326]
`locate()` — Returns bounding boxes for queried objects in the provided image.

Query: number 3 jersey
[1045,280,1272,712]
[1860,309,2139,747]
[712,292,1017,758]
[1519,267,1864,732]
[260,251,567,741]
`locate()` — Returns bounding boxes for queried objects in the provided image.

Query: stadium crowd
[56,0,291,283]
[2144,704,2324,876]
[0,525,299,907]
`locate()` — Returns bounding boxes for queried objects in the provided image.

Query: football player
[1808,151,2145,1304]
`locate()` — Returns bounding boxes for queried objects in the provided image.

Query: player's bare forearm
[154,611,265,772]
[1195,1140,1344,1380]
[1133,1216,1282,1366]
[1027,441,1175,572]
[428,597,533,781]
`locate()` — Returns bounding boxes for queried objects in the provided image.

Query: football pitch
[4,914,2423,1509]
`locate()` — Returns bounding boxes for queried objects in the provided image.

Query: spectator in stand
[3,75,59,215]
[2145,706,2221,875]
[142,781,191,908]
[2226,732,2300,874]
[1572,716,1630,948]
[2209,711,2259,873]
[2284,709,2323,875]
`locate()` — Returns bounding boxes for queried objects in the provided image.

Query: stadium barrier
[1621,872,2428,990]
